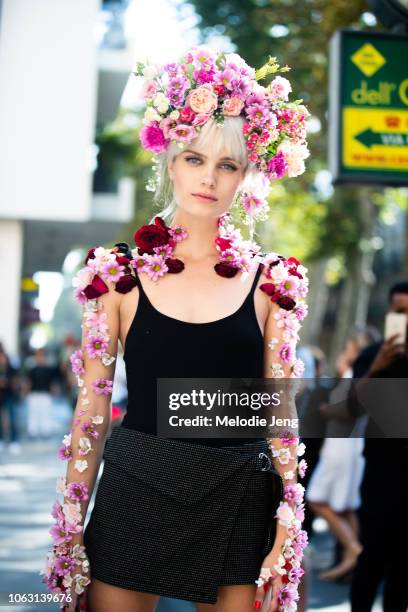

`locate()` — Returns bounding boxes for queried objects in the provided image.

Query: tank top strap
[248,262,263,296]
[133,271,146,295]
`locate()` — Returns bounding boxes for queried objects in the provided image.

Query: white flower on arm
[276,501,296,528]
[90,415,104,425]
[74,460,88,473]
[62,433,71,447]
[271,363,285,378]
[78,437,92,456]
[271,446,292,465]
[297,442,306,456]
[56,476,67,495]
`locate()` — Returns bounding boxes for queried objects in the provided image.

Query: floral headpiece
[134,47,310,223]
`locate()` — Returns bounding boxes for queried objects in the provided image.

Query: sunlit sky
[124,0,200,63]
[120,0,233,107]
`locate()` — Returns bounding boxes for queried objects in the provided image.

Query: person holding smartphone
[348,280,408,612]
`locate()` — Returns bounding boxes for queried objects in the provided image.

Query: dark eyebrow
[182,149,241,165]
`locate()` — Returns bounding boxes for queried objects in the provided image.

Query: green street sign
[329,29,408,186]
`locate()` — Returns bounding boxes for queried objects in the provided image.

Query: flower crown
[134,48,310,185]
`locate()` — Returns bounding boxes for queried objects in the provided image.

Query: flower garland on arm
[254,254,309,612]
[41,244,138,606]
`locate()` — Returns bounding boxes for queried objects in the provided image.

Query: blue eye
[185,156,202,165]
[221,163,238,172]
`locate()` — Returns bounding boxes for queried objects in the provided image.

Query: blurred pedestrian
[25,347,60,439]
[0,343,21,453]
[306,327,379,581]
[348,280,408,612]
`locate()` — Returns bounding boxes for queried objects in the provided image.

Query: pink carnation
[279,343,295,364]
[139,122,169,153]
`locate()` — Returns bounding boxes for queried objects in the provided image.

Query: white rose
[169,110,180,120]
[142,64,158,80]
[144,107,161,123]
[153,93,170,113]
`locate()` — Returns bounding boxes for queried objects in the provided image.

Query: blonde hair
[153,117,263,223]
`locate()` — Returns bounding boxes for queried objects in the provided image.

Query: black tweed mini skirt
[83,426,283,604]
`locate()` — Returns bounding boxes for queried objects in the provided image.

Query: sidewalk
[0,436,382,612]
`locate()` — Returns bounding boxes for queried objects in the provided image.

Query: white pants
[26,391,54,437]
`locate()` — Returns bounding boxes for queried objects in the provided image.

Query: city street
[0,434,382,612]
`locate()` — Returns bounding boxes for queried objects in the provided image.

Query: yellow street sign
[343,107,408,172]
[351,43,386,77]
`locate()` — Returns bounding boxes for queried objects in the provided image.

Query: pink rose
[270,76,292,101]
[186,84,218,114]
[141,81,157,100]
[223,96,244,116]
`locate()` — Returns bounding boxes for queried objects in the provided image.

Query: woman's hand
[61,538,91,612]
[253,546,284,611]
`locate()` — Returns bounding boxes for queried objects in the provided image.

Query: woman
[42,49,310,612]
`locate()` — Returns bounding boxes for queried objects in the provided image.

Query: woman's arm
[255,255,309,609]
[42,244,135,606]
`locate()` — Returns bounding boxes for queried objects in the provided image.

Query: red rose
[180,107,196,123]
[115,274,138,294]
[259,283,277,297]
[84,247,96,265]
[215,237,232,251]
[214,262,239,278]
[134,223,168,254]
[277,296,296,311]
[166,258,185,273]
[83,275,109,300]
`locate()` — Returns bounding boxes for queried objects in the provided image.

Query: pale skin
[65,141,298,612]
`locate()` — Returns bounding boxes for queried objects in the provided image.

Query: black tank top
[122,264,264,446]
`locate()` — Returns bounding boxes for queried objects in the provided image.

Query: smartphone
[384,312,407,345]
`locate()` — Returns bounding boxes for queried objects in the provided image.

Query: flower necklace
[131,213,262,281]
